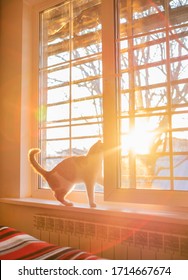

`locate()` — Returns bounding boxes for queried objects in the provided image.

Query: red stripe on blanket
[0,226,101,260]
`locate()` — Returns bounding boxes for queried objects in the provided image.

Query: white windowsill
[1,197,188,225]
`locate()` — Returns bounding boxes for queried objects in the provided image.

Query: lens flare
[121,125,155,155]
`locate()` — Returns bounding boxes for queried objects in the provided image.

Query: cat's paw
[55,195,73,206]
[64,201,73,207]
[90,202,96,208]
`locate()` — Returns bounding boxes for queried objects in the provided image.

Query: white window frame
[31,0,104,203]
[30,0,188,208]
[103,0,188,208]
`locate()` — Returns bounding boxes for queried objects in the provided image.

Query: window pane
[118,0,188,191]
[171,84,188,105]
[47,104,70,122]
[72,123,102,138]
[172,131,188,152]
[39,0,102,189]
[47,66,70,87]
[45,140,69,157]
[47,87,70,104]
[72,98,102,118]
[135,65,167,87]
[74,78,102,97]
[172,113,188,129]
[134,42,166,66]
[45,126,70,140]
[135,87,168,109]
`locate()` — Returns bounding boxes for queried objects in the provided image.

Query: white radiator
[33,214,188,260]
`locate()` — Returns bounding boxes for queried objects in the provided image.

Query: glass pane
[121,73,129,90]
[72,0,102,59]
[135,65,167,87]
[136,156,153,189]
[71,123,102,138]
[134,31,165,46]
[118,0,188,191]
[41,2,71,67]
[121,93,129,113]
[71,138,100,155]
[45,140,70,157]
[171,61,188,81]
[47,66,70,88]
[120,49,128,70]
[174,180,188,191]
[72,78,102,100]
[170,0,188,9]
[119,0,165,39]
[121,156,130,188]
[172,113,188,129]
[135,115,167,132]
[47,104,69,122]
[173,155,188,177]
[39,0,103,190]
[72,98,102,118]
[134,42,166,66]
[170,35,188,59]
[45,126,70,140]
[171,83,188,105]
[152,179,171,190]
[135,87,168,109]
[154,155,170,178]
[172,131,188,152]
[121,118,129,133]
[47,86,70,104]
[72,59,102,81]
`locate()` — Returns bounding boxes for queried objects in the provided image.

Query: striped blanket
[0,226,100,260]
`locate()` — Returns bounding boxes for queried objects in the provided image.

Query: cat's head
[88,140,103,155]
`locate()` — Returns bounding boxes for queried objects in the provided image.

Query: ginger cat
[28,140,103,207]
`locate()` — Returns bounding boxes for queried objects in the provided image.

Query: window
[37,0,188,207]
[38,0,103,191]
[104,0,188,206]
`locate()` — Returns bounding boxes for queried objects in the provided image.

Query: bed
[0,226,100,260]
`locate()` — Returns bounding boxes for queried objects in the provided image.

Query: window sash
[103,0,188,207]
[38,0,103,184]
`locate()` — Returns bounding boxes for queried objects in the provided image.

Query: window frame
[31,0,104,202]
[31,0,64,200]
[30,0,188,208]
[103,0,188,208]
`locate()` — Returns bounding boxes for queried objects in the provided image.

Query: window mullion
[127,0,136,189]
[102,0,119,199]
[165,0,174,190]
[69,0,73,155]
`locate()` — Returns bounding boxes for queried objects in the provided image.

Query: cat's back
[51,155,87,180]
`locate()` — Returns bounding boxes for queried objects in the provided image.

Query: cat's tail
[28,148,48,178]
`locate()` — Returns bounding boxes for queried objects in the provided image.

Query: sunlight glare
[121,123,155,155]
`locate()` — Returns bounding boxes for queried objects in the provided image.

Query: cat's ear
[96,140,103,150]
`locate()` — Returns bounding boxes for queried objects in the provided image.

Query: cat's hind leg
[54,192,73,206]
[47,173,74,206]
[53,187,74,206]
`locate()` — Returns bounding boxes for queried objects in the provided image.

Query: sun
[121,124,155,155]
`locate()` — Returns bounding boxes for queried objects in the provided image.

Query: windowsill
[1,197,188,225]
